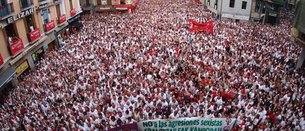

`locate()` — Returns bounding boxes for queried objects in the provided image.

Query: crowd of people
[1,0,305,130]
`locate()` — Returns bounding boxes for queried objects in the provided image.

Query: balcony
[44,20,55,33]
[9,37,24,56]
[20,0,34,10]
[0,3,14,19]
[57,14,66,25]
[29,28,41,42]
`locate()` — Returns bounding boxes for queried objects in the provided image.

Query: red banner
[10,38,24,56]
[115,0,140,10]
[45,20,55,32]
[188,19,214,33]
[58,14,66,24]
[0,53,3,65]
[29,28,41,42]
[70,9,76,17]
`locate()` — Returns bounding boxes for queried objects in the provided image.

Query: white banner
[138,117,236,131]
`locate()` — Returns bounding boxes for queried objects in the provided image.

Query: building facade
[80,0,133,13]
[0,0,82,90]
[202,0,253,21]
[292,0,305,68]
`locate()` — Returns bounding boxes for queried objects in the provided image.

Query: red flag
[188,19,214,33]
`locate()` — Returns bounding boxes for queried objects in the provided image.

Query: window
[69,0,73,9]
[41,8,50,24]
[242,1,247,9]
[229,0,235,8]
[20,0,33,9]
[0,0,6,6]
[5,23,18,43]
[25,14,35,32]
[207,0,210,6]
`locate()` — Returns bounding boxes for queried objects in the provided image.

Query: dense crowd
[1,0,305,130]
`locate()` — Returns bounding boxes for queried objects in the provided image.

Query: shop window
[0,0,14,18]
[229,0,235,8]
[56,4,61,17]
[32,48,44,65]
[60,0,66,14]
[242,1,247,9]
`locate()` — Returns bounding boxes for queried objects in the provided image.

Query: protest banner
[138,117,236,131]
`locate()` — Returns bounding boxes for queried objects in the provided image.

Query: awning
[0,67,16,88]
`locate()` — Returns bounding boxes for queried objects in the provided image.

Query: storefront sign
[45,20,55,32]
[29,28,41,42]
[58,14,66,24]
[7,7,35,24]
[70,9,76,17]
[10,38,24,56]
[0,53,3,65]
[138,118,236,131]
[16,61,29,76]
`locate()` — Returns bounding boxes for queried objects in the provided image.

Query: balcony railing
[0,3,14,19]
[20,0,34,9]
[9,37,24,56]
[57,14,66,24]
[28,28,41,42]
[44,20,55,32]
